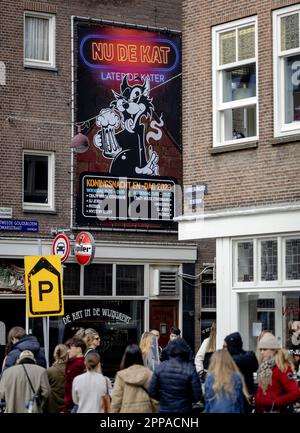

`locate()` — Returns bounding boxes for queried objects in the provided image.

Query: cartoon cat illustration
[94,75,163,177]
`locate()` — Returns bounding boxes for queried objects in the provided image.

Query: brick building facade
[179,0,300,350]
[0,0,200,374]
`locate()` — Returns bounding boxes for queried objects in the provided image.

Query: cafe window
[84,264,113,296]
[116,265,144,296]
[273,5,300,137]
[63,263,80,296]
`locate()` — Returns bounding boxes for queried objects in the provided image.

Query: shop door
[149,300,178,349]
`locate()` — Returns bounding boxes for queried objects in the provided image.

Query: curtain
[25,16,49,61]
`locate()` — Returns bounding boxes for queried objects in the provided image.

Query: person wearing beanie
[223,332,258,413]
[255,333,300,413]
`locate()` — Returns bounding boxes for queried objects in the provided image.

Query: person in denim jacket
[205,349,249,413]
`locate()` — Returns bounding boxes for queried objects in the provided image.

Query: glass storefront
[239,291,300,352]
[0,298,144,379]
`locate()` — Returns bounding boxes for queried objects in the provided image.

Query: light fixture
[70,126,89,153]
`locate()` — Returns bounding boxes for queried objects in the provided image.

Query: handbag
[22,364,42,411]
[102,377,111,413]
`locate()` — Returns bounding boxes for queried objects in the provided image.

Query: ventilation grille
[159,271,177,294]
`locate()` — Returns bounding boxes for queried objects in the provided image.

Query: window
[285,238,300,280]
[116,265,144,296]
[260,240,278,281]
[24,12,55,68]
[274,5,300,136]
[212,17,258,146]
[84,264,113,296]
[23,151,55,211]
[234,235,300,287]
[237,241,254,282]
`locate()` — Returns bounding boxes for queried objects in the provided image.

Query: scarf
[257,357,276,394]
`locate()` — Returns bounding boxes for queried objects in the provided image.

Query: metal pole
[38,239,49,368]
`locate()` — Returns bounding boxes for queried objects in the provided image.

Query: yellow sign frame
[24,255,64,317]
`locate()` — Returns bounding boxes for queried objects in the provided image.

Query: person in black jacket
[148,337,202,413]
[160,327,194,363]
[224,331,258,413]
[2,326,46,371]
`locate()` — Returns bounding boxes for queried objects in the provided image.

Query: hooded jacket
[224,332,258,395]
[3,335,46,370]
[111,364,156,413]
[148,338,202,413]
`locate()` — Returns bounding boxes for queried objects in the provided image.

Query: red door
[149,300,179,349]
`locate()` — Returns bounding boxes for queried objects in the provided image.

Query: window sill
[210,141,258,154]
[24,64,58,72]
[270,135,300,146]
[23,208,57,215]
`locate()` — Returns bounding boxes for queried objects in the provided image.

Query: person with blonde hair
[45,344,68,413]
[255,333,300,413]
[204,349,249,413]
[139,332,160,371]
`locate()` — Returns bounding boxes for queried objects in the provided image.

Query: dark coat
[225,332,258,395]
[148,354,202,413]
[161,338,194,363]
[3,335,46,370]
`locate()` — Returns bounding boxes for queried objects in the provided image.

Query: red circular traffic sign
[52,233,70,263]
[74,231,95,266]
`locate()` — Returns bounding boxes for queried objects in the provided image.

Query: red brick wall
[182,0,300,211]
[0,0,182,243]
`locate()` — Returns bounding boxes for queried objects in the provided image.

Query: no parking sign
[52,233,70,263]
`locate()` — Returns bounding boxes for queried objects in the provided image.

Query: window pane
[84,264,113,295]
[223,64,256,102]
[25,16,49,61]
[63,263,80,296]
[281,13,299,51]
[201,283,216,308]
[223,105,256,140]
[261,240,278,281]
[220,30,236,65]
[238,25,255,61]
[24,154,48,203]
[238,242,253,282]
[284,55,300,123]
[286,239,300,280]
[116,265,144,296]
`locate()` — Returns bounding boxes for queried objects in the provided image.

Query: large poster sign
[75,21,182,230]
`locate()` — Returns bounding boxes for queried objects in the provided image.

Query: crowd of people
[0,323,300,413]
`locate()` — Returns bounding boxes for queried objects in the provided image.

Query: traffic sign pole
[38,239,49,369]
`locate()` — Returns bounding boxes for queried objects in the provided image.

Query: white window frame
[23,150,55,212]
[273,4,300,137]
[233,234,300,290]
[24,11,56,69]
[212,16,258,147]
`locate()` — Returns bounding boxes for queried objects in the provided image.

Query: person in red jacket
[63,338,86,413]
[255,332,300,413]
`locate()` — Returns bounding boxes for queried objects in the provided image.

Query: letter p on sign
[24,256,64,317]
